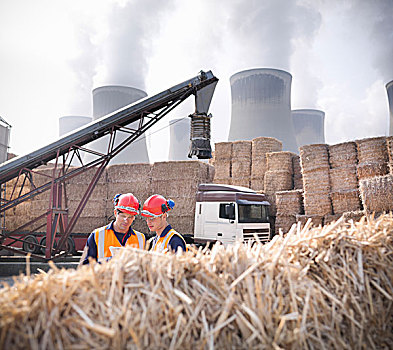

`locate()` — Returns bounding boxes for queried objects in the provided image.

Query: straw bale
[276,189,303,216]
[323,213,342,225]
[213,160,231,179]
[68,199,106,218]
[275,214,296,234]
[250,177,264,192]
[72,217,107,234]
[295,214,324,227]
[265,193,277,216]
[302,168,330,193]
[293,176,303,190]
[331,189,361,214]
[108,181,152,202]
[2,214,393,348]
[251,158,267,178]
[151,179,201,198]
[359,174,393,213]
[251,136,282,158]
[356,136,388,163]
[214,142,232,161]
[341,210,365,222]
[328,141,357,168]
[151,161,214,182]
[169,215,195,235]
[357,161,388,180]
[231,140,252,159]
[213,177,232,185]
[299,144,329,172]
[303,192,332,216]
[231,159,251,178]
[106,163,152,183]
[231,177,251,188]
[66,167,108,185]
[329,166,358,192]
[66,183,108,201]
[266,151,295,173]
[264,170,292,194]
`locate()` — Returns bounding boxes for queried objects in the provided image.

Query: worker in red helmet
[80,193,146,265]
[141,194,187,253]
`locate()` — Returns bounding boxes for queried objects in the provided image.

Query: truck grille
[243,228,270,243]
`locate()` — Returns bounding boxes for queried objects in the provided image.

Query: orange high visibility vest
[151,229,187,253]
[94,225,145,261]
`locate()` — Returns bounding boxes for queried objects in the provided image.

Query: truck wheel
[22,235,39,254]
[65,237,76,255]
[39,237,57,255]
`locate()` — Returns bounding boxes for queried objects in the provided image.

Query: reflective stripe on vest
[96,226,145,261]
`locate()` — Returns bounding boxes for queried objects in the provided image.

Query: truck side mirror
[225,203,235,220]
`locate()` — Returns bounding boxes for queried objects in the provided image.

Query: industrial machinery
[0,71,218,260]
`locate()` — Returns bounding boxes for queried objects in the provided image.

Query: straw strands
[2,213,392,349]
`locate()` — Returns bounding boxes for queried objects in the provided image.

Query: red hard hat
[141,194,175,218]
[114,193,140,215]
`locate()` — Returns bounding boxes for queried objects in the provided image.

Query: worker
[79,193,145,265]
[141,194,187,253]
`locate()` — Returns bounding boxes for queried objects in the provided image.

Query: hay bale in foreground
[1,214,393,349]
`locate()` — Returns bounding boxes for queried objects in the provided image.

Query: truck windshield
[238,204,269,223]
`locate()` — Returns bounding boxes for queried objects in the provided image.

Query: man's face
[145,214,166,233]
[114,210,135,233]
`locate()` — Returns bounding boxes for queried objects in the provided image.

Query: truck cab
[194,183,271,246]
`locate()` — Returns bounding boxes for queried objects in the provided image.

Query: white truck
[192,183,271,246]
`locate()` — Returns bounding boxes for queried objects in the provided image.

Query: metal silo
[168,118,190,161]
[0,117,11,164]
[291,109,325,147]
[386,80,393,136]
[59,116,92,166]
[228,68,298,153]
[90,85,149,164]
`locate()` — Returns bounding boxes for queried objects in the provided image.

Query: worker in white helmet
[80,193,145,265]
[141,194,187,253]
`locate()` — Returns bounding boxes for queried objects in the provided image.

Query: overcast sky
[0,0,392,162]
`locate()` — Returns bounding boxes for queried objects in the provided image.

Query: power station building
[228,68,298,153]
[291,109,325,147]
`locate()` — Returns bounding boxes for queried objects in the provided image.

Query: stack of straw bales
[359,174,393,213]
[212,142,232,185]
[1,213,392,349]
[250,137,282,191]
[275,189,303,234]
[328,141,361,216]
[300,144,332,222]
[264,152,294,217]
[231,141,252,188]
[107,163,153,233]
[151,161,214,235]
[292,155,303,190]
[356,137,388,180]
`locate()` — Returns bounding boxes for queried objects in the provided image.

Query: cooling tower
[387,80,393,136]
[291,109,325,147]
[168,118,190,161]
[228,68,298,153]
[59,116,92,166]
[90,85,149,164]
[0,117,11,164]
